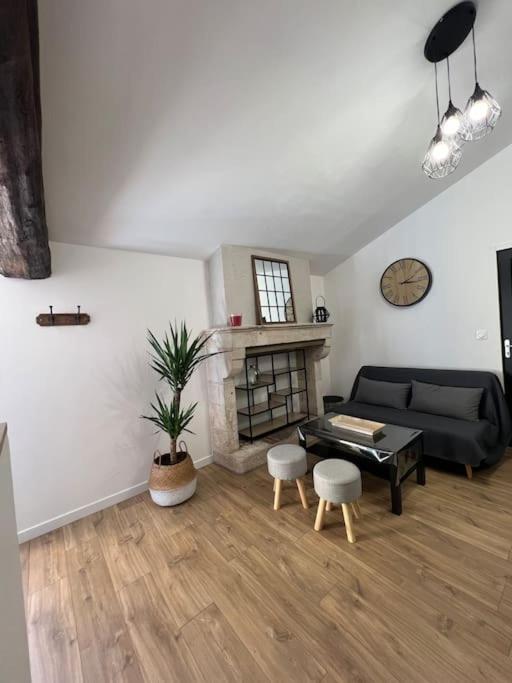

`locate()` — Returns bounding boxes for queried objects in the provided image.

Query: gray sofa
[333,366,511,472]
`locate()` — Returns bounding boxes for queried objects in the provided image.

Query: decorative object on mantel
[142,322,217,506]
[36,305,90,326]
[422,2,501,179]
[313,295,330,323]
[252,255,296,324]
[328,414,386,438]
[229,313,242,327]
[247,360,259,386]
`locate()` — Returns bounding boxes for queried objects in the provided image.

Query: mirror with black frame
[251,255,296,324]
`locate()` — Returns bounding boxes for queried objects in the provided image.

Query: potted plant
[142,322,214,506]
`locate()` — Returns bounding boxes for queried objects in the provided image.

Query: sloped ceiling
[39,0,512,274]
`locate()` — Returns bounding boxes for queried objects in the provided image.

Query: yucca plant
[142,322,215,464]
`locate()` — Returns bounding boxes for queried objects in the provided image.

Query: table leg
[416,438,426,486]
[389,465,402,515]
[416,459,426,486]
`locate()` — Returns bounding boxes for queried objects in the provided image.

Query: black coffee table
[298,413,425,515]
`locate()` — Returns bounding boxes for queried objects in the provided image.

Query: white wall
[325,143,512,399]
[310,275,332,398]
[0,243,211,540]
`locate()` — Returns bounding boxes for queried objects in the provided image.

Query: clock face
[380,258,432,307]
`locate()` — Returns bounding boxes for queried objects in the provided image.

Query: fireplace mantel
[204,323,333,473]
[206,323,332,380]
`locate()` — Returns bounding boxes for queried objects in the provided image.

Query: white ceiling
[39,0,512,274]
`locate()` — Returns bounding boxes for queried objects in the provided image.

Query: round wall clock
[380,258,432,307]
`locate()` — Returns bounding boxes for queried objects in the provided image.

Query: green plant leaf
[142,394,198,439]
[143,321,220,445]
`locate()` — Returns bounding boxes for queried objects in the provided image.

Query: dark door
[497,248,512,415]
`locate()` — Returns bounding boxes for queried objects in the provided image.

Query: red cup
[229,313,242,327]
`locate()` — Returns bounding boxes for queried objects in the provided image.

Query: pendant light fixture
[422,2,501,179]
[422,63,462,179]
[440,57,469,143]
[464,27,501,140]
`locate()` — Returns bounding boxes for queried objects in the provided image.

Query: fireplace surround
[205,323,333,473]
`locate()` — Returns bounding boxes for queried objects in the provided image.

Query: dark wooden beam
[0,0,51,279]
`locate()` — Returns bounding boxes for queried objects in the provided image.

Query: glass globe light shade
[464,83,501,140]
[440,101,469,142]
[422,126,462,179]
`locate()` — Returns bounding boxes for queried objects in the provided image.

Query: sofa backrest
[350,366,507,426]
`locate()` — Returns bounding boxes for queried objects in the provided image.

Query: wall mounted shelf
[36,306,90,327]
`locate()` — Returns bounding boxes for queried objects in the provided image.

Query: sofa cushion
[331,401,497,466]
[354,376,410,410]
[409,380,483,422]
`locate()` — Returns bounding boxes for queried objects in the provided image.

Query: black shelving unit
[236,349,309,442]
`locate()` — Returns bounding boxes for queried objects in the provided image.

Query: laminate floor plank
[331,505,507,609]
[63,514,99,551]
[19,541,30,613]
[178,602,269,682]
[189,531,328,682]
[345,533,512,655]
[66,539,144,682]
[94,505,152,592]
[27,527,67,594]
[231,544,402,682]
[117,573,203,683]
[27,578,83,683]
[23,451,512,682]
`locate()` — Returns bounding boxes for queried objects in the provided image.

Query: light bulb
[464,83,501,141]
[441,115,460,136]
[440,102,469,142]
[469,98,489,122]
[431,140,450,161]
[422,125,462,179]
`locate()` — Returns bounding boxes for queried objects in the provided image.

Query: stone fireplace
[205,323,333,473]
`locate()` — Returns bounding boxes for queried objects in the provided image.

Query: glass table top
[298,413,422,463]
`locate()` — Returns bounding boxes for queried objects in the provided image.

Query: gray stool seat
[267,444,307,480]
[313,459,361,504]
[267,444,309,511]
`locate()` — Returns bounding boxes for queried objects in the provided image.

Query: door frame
[494,239,512,400]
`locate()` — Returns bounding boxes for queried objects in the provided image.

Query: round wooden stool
[313,459,362,543]
[267,444,309,511]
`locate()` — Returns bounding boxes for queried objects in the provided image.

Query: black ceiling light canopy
[422,1,501,179]
[424,1,476,63]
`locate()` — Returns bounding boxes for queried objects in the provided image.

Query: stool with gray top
[267,444,309,511]
[313,459,362,543]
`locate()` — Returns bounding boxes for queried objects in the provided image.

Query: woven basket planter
[149,444,197,506]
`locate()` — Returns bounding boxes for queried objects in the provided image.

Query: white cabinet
[0,424,31,682]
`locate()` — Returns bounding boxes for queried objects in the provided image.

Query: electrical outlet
[475,329,488,341]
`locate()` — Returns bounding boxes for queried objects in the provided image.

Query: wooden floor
[21,451,512,682]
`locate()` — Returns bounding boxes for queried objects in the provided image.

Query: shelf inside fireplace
[236,348,309,442]
[238,412,307,439]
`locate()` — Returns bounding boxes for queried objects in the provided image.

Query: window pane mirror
[251,255,296,324]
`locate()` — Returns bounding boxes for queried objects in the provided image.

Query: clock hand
[400,278,425,284]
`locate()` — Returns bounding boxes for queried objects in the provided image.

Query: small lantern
[313,296,330,323]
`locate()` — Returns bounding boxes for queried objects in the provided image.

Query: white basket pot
[148,445,197,507]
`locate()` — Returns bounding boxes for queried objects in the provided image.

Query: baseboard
[194,454,214,469]
[17,453,214,543]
